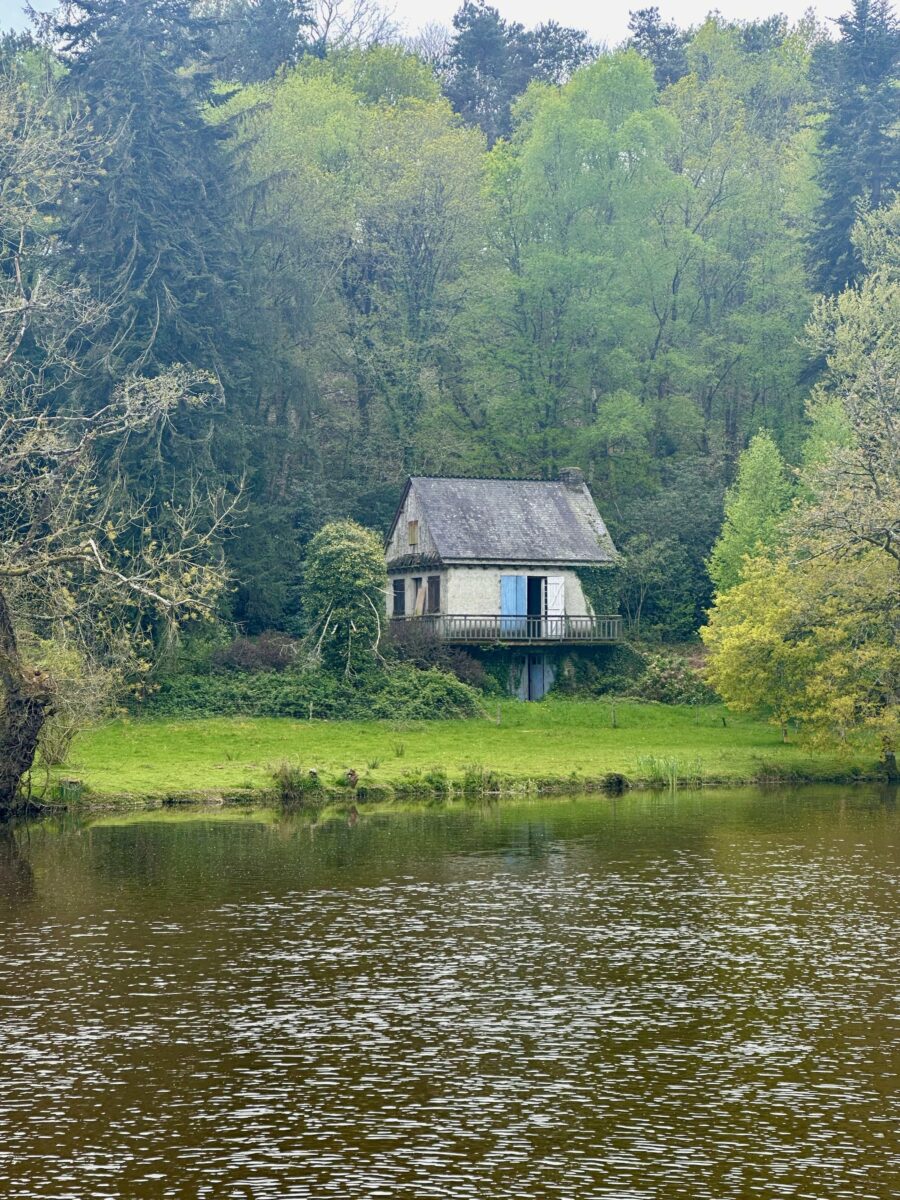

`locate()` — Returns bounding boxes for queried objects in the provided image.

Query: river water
[1,788,897,1199]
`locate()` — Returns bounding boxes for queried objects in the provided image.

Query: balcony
[390,613,622,645]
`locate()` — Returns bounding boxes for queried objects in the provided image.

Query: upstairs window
[426,575,441,614]
[412,577,425,615]
[407,520,419,546]
[392,579,406,617]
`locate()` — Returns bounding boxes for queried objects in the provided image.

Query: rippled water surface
[1,788,898,1198]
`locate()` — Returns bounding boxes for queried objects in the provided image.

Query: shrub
[139,662,483,722]
[272,762,324,805]
[23,638,117,768]
[628,652,717,706]
[386,621,496,693]
[367,664,484,721]
[211,630,300,673]
[552,644,646,697]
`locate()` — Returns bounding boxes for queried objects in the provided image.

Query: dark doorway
[526,576,544,615]
[527,575,546,638]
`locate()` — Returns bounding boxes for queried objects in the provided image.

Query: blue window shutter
[501,575,526,634]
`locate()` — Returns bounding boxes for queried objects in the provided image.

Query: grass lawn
[60,700,879,802]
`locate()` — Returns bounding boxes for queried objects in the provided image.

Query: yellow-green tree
[703,552,897,744]
[703,200,899,752]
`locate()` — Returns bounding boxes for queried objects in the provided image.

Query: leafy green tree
[702,557,821,741]
[810,0,900,292]
[223,53,485,564]
[301,521,387,676]
[708,431,792,593]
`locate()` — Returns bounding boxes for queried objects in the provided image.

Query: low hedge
[138,663,484,722]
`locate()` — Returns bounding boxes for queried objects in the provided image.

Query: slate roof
[392,476,617,565]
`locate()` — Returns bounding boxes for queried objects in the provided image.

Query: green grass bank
[54,701,882,808]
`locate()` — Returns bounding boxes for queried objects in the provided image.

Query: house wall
[445,567,591,616]
[385,489,438,563]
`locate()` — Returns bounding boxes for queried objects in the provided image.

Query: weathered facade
[385,471,620,699]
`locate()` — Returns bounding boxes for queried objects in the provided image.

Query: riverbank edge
[41,763,892,816]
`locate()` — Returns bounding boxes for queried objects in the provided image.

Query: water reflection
[0,829,33,904]
[1,788,897,1198]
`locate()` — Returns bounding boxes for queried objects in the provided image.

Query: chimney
[558,466,585,490]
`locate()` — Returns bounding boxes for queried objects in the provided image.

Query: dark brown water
[1,788,898,1199]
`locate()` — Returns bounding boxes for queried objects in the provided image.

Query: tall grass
[271,761,324,806]
[635,755,703,790]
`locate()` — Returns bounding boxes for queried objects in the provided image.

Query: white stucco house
[384,470,621,699]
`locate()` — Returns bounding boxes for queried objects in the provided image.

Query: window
[426,575,441,614]
[392,579,406,617]
[407,520,419,546]
[412,577,425,615]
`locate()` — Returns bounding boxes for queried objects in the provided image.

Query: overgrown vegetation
[143,663,484,721]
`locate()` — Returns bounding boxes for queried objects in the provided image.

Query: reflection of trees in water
[0,830,35,904]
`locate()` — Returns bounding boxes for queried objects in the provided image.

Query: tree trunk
[0,589,54,821]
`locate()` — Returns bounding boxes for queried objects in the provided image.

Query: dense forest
[0,0,898,806]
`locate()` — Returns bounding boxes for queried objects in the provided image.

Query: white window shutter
[546,576,565,638]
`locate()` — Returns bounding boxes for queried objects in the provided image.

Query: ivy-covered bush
[301,520,387,676]
[551,644,646,696]
[140,663,483,721]
[627,652,718,705]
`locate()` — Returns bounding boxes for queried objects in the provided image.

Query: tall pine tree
[53,1,251,626]
[202,0,313,82]
[811,0,900,293]
[56,0,237,378]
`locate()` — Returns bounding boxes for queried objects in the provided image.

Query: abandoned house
[385,470,621,699]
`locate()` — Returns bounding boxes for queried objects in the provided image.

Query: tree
[401,22,452,70]
[627,7,689,87]
[707,431,792,593]
[309,0,397,54]
[52,0,252,625]
[801,198,900,563]
[443,1,594,143]
[703,203,899,750]
[0,376,238,817]
[301,521,387,676]
[702,558,822,741]
[810,0,900,292]
[54,0,236,378]
[222,53,485,577]
[703,544,898,744]
[0,58,238,818]
[200,0,314,82]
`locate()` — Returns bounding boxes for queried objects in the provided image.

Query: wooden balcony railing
[390,613,622,644]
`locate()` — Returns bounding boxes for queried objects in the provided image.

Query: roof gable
[389,476,617,565]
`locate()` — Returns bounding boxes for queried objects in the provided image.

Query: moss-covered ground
[56,700,880,806]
